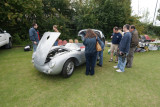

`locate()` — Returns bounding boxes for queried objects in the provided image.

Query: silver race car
[33,29,105,77]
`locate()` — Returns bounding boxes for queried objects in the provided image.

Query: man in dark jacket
[29,23,39,52]
[126,25,139,68]
[113,24,131,72]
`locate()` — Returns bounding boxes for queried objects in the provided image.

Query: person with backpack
[126,25,139,68]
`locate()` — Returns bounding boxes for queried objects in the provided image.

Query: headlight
[49,61,56,68]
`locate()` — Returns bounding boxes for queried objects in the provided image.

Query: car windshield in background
[79,30,101,38]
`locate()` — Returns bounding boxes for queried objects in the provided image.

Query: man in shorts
[109,26,122,63]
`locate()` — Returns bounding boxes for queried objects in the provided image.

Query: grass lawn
[0,47,160,107]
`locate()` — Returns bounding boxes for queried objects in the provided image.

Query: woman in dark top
[53,25,59,46]
[83,29,98,75]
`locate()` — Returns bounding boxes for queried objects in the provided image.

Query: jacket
[29,27,39,43]
[83,37,97,53]
[130,29,139,48]
[119,32,131,53]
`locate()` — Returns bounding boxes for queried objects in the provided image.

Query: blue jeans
[97,51,103,66]
[33,43,38,52]
[85,52,97,75]
[117,55,127,72]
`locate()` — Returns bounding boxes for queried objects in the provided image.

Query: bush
[12,33,30,46]
[145,24,160,37]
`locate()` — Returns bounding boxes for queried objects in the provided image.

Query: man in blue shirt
[29,23,39,52]
[109,27,122,63]
[113,24,131,72]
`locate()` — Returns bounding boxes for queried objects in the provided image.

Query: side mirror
[4,30,6,33]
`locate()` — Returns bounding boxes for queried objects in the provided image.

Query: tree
[0,0,43,44]
[71,0,132,38]
[41,0,74,40]
[0,0,135,44]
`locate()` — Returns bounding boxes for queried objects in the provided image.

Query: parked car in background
[0,28,12,48]
[33,29,105,78]
[78,29,105,44]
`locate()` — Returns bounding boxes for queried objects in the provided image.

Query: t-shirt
[112,33,122,44]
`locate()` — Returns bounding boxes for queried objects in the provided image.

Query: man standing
[114,24,131,72]
[109,27,122,63]
[29,23,39,52]
[126,25,139,68]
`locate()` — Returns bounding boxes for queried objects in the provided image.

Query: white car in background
[0,28,12,48]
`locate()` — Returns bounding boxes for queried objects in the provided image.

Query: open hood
[78,29,105,38]
[34,32,60,65]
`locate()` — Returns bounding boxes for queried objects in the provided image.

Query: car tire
[5,38,12,49]
[62,59,75,78]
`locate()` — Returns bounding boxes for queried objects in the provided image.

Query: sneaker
[97,64,102,67]
[116,69,123,72]
[109,59,113,62]
[113,66,118,69]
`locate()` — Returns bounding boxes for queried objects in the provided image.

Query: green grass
[0,47,160,107]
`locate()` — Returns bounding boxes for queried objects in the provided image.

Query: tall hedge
[2,0,154,45]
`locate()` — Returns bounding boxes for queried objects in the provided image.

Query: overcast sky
[131,0,160,25]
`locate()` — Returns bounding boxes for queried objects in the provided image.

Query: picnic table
[149,40,160,45]
[149,40,160,50]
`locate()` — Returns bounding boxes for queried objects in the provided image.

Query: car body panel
[0,28,11,47]
[34,32,60,66]
[33,43,85,75]
[33,30,105,76]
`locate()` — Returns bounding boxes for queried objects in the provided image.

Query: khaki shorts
[110,44,118,53]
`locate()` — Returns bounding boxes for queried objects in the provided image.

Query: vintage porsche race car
[33,29,105,78]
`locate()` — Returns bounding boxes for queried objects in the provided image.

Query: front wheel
[5,39,12,49]
[62,59,75,78]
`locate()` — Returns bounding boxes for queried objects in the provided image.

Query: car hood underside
[34,32,60,65]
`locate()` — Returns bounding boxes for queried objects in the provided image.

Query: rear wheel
[5,38,12,49]
[62,59,75,78]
